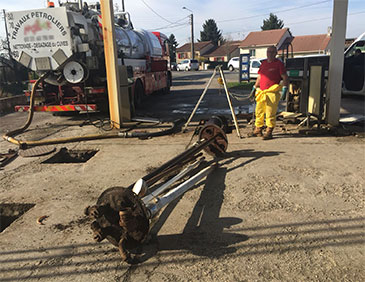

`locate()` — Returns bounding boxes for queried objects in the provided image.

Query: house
[176,41,216,63]
[290,34,331,57]
[205,41,241,62]
[345,38,355,50]
[239,28,293,59]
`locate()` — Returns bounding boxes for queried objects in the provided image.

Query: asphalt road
[138,70,364,123]
[138,69,255,121]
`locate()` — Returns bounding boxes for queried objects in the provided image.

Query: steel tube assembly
[145,164,216,218]
[84,118,229,264]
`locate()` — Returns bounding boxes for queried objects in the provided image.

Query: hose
[3,73,49,148]
[2,74,183,149]
[118,119,184,139]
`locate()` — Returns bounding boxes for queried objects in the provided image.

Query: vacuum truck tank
[6,2,171,113]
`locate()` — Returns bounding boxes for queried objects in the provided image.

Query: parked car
[177,59,199,71]
[250,59,262,79]
[227,57,239,71]
[227,57,262,79]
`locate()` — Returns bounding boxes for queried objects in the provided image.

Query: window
[249,49,256,57]
[252,61,261,68]
[345,41,365,58]
[179,53,188,59]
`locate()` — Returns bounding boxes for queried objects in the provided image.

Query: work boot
[248,127,263,137]
[262,127,274,140]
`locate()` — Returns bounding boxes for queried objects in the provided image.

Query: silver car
[177,59,199,71]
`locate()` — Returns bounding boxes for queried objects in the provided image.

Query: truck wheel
[229,65,234,71]
[163,72,172,95]
[162,85,171,95]
[134,80,144,108]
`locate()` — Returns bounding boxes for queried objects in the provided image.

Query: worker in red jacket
[249,45,288,140]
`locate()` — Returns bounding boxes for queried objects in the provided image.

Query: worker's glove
[281,86,288,101]
[248,86,256,102]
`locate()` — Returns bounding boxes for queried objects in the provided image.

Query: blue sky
[0,0,364,45]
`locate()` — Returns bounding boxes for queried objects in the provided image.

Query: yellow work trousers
[254,85,281,128]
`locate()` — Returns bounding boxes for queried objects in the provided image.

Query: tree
[200,19,223,46]
[168,34,178,63]
[0,37,11,61]
[261,13,284,30]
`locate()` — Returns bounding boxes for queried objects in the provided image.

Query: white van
[227,57,262,78]
[177,59,199,71]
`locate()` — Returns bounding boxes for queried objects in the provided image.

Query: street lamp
[182,7,194,60]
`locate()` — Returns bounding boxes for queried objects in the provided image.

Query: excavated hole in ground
[42,148,98,164]
[0,203,35,232]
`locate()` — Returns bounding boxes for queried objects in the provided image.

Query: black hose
[118,118,185,139]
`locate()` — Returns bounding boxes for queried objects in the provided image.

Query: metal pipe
[183,67,218,132]
[141,132,221,185]
[146,164,216,217]
[85,120,227,263]
[143,152,201,187]
[218,66,242,138]
[142,158,204,204]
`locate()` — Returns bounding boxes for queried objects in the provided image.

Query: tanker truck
[5,1,172,113]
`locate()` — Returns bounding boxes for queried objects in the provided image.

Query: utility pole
[190,14,194,60]
[121,0,125,12]
[183,7,194,60]
[100,0,131,127]
[326,0,348,126]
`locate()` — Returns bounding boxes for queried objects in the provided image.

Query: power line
[140,0,174,24]
[219,10,365,39]
[167,24,190,33]
[150,15,190,30]
[148,22,189,31]
[287,10,365,26]
[216,0,331,24]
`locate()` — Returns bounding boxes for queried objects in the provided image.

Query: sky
[0,0,364,46]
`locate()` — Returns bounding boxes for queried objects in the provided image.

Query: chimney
[327,26,332,36]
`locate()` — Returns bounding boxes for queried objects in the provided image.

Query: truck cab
[342,32,365,96]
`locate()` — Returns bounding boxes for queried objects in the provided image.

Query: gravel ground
[0,70,364,281]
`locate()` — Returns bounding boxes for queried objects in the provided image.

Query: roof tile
[176,41,214,52]
[291,34,331,53]
[240,28,289,48]
[205,43,239,57]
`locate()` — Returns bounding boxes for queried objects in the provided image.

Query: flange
[199,124,228,157]
[63,61,85,84]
